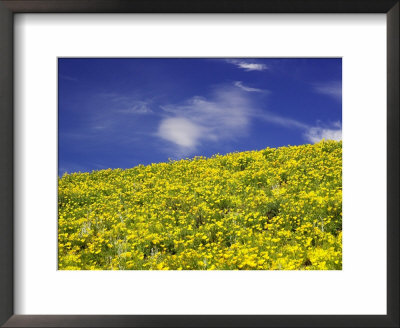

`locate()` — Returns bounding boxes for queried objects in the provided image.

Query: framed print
[0,1,398,327]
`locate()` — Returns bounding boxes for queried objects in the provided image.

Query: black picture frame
[0,1,398,327]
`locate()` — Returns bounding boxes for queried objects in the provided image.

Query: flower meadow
[58,140,342,270]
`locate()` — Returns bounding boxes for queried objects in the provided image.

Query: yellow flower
[58,140,342,271]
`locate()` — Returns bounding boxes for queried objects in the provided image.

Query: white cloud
[258,113,342,144]
[119,101,153,114]
[313,81,342,101]
[234,81,265,93]
[157,86,254,155]
[99,93,153,115]
[258,111,309,130]
[304,126,342,143]
[157,117,206,149]
[226,59,267,71]
[156,84,342,155]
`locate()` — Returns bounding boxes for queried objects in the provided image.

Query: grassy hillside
[58,140,342,270]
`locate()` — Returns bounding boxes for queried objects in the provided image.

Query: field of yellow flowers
[58,140,342,270]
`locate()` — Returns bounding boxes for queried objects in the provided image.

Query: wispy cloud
[257,111,309,130]
[156,85,341,155]
[157,86,254,155]
[226,59,267,71]
[118,101,153,114]
[256,110,341,143]
[234,81,266,93]
[313,81,342,101]
[304,122,342,143]
[61,94,154,144]
[100,93,154,115]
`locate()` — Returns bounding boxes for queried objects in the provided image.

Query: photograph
[1,0,397,325]
[58,58,342,270]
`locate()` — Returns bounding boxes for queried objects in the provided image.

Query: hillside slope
[58,140,342,270]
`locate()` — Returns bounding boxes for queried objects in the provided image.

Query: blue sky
[58,58,342,175]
